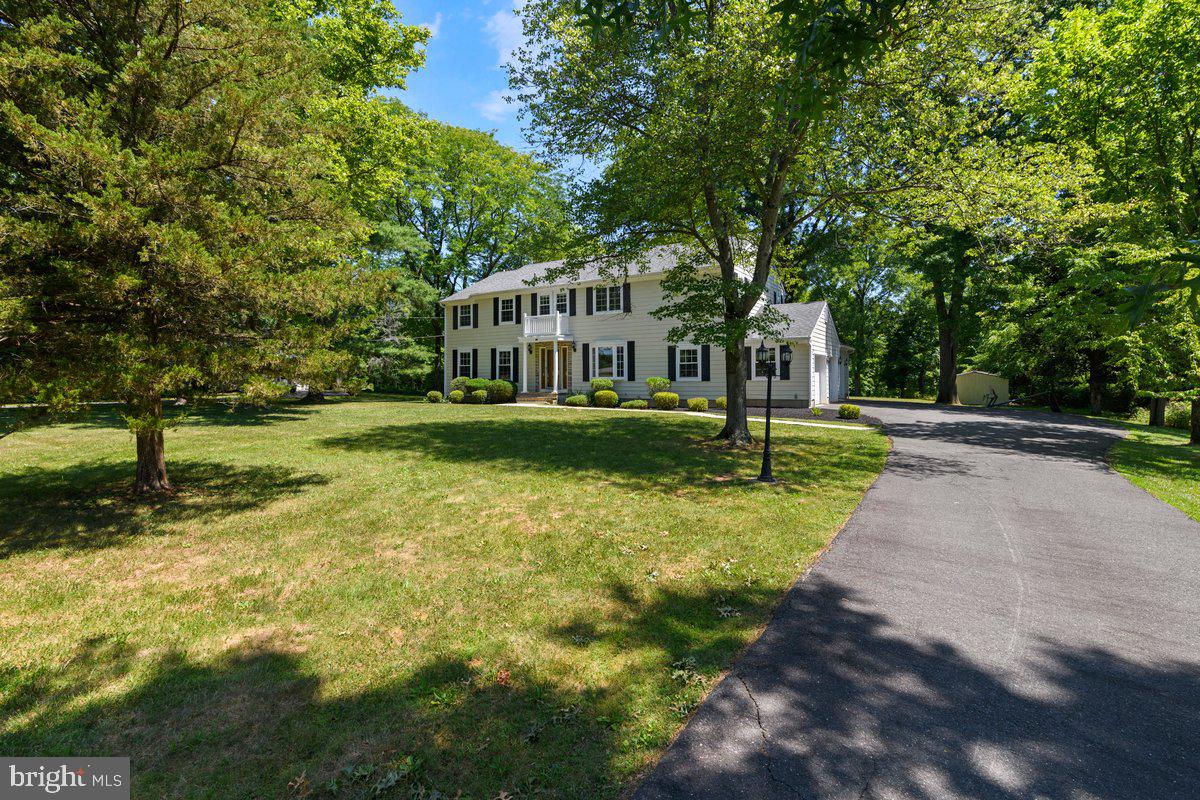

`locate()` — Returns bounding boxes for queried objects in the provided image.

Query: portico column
[520,342,527,393]
[552,340,560,394]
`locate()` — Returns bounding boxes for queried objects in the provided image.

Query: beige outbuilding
[957,370,1010,406]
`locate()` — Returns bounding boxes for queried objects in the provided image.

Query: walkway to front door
[536,343,571,392]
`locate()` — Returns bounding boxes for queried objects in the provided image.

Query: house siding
[443,274,818,406]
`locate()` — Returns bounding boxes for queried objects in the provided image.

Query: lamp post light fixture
[756,341,792,484]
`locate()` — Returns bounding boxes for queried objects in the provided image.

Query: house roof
[958,370,1006,379]
[774,301,828,340]
[441,247,684,303]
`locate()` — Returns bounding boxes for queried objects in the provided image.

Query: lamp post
[756,342,791,484]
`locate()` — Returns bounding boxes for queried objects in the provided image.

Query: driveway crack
[737,673,805,799]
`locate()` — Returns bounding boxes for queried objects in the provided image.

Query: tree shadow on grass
[0,634,624,800]
[319,416,882,494]
[0,460,327,558]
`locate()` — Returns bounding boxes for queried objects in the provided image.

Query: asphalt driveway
[634,402,1200,800]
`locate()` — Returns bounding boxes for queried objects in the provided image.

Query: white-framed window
[593,341,626,380]
[556,290,569,313]
[457,305,473,327]
[594,285,623,313]
[677,346,701,381]
[753,346,777,380]
[497,349,513,380]
[499,297,514,323]
[457,350,473,378]
[537,293,551,316]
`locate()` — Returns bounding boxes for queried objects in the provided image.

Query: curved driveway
[635,402,1200,800]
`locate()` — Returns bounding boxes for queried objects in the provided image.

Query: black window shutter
[514,294,522,322]
[627,341,636,381]
[623,283,631,313]
[471,348,478,378]
[701,345,711,382]
[472,304,479,328]
[490,348,497,380]
[493,297,499,325]
[667,346,676,381]
[585,287,593,315]
[569,288,577,316]
[452,307,458,330]
[780,347,790,380]
[451,349,459,377]
[530,292,537,315]
[582,343,590,381]
[744,347,752,380]
[512,347,520,381]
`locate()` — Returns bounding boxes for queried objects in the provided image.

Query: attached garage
[957,370,1009,406]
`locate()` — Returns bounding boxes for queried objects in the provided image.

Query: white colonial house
[440,248,852,407]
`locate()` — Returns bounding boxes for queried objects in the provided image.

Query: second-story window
[556,290,568,313]
[457,305,473,327]
[595,285,623,313]
[538,293,551,316]
[499,297,514,323]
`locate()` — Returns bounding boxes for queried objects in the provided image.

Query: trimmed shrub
[590,377,615,392]
[468,389,488,404]
[425,390,443,403]
[464,378,489,393]
[687,397,708,412]
[449,376,470,392]
[838,404,861,420]
[594,389,619,408]
[653,392,680,410]
[564,393,589,407]
[1166,402,1191,429]
[448,390,465,404]
[714,396,727,410]
[621,399,649,410]
[811,407,824,417]
[486,379,516,404]
[646,376,670,394]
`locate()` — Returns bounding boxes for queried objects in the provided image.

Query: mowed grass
[0,397,888,800]
[1109,424,1200,523]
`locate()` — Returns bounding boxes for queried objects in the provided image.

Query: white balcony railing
[523,312,571,338]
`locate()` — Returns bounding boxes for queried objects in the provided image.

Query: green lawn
[1109,424,1200,523]
[0,397,888,800]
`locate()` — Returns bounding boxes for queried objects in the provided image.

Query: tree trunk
[1191,398,1200,445]
[1149,397,1167,427]
[134,397,170,494]
[716,342,751,445]
[1087,348,1105,415]
[932,273,962,405]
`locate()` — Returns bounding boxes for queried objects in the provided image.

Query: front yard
[0,397,888,799]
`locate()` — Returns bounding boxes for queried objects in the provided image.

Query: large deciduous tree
[0,0,426,491]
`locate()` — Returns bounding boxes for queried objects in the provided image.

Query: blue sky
[390,1,531,152]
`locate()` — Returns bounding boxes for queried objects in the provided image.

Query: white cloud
[422,12,444,39]
[485,5,524,67]
[476,89,514,123]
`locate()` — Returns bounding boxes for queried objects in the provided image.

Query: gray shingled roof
[774,301,827,340]
[441,247,683,303]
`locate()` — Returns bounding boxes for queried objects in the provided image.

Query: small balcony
[522,312,571,339]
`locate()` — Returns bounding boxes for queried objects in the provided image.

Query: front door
[537,344,571,391]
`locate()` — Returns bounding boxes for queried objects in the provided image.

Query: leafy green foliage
[620,399,649,410]
[594,390,619,408]
[564,394,589,406]
[653,393,680,411]
[448,390,465,404]
[468,390,488,405]
[590,378,616,392]
[687,398,709,412]
[838,404,861,420]
[485,380,517,404]
[714,397,727,410]
[646,377,671,394]
[425,391,444,403]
